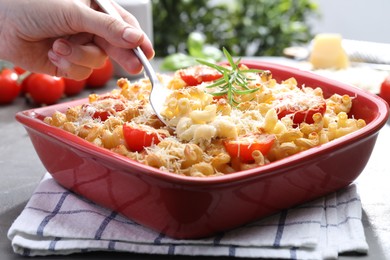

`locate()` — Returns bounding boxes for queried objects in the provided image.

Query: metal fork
[94,0,171,128]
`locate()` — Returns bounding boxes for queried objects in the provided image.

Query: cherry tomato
[27,74,65,105]
[274,91,326,124]
[0,68,21,104]
[224,133,275,163]
[379,75,390,105]
[19,72,34,94]
[178,65,222,86]
[123,123,165,152]
[63,78,87,96]
[86,59,114,88]
[82,95,126,121]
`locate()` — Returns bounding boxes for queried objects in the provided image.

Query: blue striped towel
[8,173,368,259]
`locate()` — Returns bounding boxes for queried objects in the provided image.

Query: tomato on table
[12,66,33,94]
[274,91,326,124]
[380,75,390,105]
[123,123,165,152]
[19,72,33,94]
[178,65,222,86]
[224,133,275,163]
[63,78,87,96]
[0,68,21,104]
[26,74,65,105]
[86,59,114,88]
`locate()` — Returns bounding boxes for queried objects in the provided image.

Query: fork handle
[94,0,157,81]
[133,47,159,83]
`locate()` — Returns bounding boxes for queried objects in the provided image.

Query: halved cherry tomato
[26,74,65,105]
[82,95,125,121]
[92,103,124,121]
[379,75,390,105]
[86,59,114,88]
[178,65,222,86]
[63,78,87,96]
[274,91,326,124]
[123,123,165,152]
[0,68,21,104]
[224,133,275,163]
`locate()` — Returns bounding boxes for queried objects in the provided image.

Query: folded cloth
[8,173,368,259]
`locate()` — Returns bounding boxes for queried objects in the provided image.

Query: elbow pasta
[44,65,366,177]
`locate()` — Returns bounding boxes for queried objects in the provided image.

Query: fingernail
[54,40,71,56]
[48,50,70,69]
[48,50,60,64]
[122,27,144,44]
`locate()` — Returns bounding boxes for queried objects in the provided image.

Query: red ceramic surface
[16,61,389,239]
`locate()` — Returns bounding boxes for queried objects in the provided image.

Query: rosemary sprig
[197,47,263,106]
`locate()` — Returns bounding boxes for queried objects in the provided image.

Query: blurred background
[148,0,389,57]
[311,0,389,43]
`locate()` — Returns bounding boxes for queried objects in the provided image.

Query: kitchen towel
[8,173,368,259]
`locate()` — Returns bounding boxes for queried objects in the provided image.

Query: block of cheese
[309,34,349,69]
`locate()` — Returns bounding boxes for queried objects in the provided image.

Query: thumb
[76,5,145,49]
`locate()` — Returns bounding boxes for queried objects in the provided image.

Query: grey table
[1,69,390,260]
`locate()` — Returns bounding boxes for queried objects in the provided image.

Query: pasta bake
[44,61,366,177]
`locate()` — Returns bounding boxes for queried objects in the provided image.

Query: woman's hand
[0,0,154,80]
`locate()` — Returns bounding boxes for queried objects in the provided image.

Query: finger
[94,31,154,59]
[93,30,155,75]
[109,46,144,74]
[76,5,145,49]
[139,35,155,60]
[52,38,107,69]
[48,50,92,80]
[110,0,141,28]
[93,36,144,74]
[107,1,156,57]
[111,48,144,75]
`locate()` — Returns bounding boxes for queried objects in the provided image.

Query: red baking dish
[16,61,389,239]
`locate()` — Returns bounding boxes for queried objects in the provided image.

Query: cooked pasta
[44,64,366,177]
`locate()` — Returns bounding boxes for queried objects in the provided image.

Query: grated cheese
[44,66,366,177]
